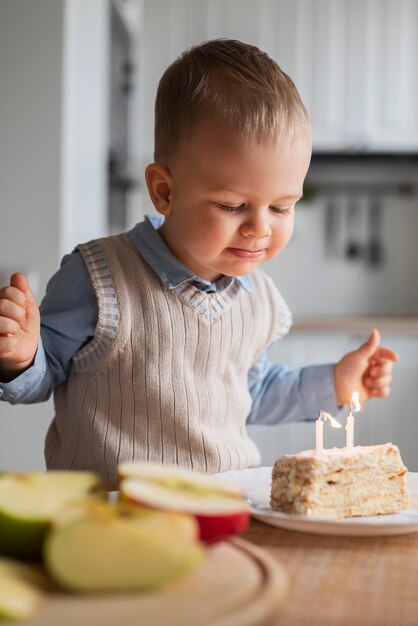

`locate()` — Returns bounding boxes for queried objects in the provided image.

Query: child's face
[149,120,312,282]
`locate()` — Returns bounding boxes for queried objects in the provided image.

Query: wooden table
[242,518,418,626]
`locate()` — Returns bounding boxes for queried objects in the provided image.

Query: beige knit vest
[45,233,291,488]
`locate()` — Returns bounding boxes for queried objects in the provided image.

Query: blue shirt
[0,216,339,423]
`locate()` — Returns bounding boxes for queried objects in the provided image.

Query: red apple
[118,463,250,543]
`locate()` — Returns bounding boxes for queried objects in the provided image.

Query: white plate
[214,467,418,537]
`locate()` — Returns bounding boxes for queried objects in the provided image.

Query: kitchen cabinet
[247,332,418,471]
[301,0,418,152]
[140,0,418,157]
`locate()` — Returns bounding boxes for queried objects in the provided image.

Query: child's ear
[145,163,173,216]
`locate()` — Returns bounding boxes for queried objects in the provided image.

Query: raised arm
[0,273,40,382]
[334,328,398,405]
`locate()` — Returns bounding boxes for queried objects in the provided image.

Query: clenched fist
[0,273,40,381]
[334,329,398,406]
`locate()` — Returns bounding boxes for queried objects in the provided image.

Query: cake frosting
[270,443,410,519]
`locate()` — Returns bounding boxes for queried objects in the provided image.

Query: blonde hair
[154,38,309,164]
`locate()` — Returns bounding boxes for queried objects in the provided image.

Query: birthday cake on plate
[270,443,410,519]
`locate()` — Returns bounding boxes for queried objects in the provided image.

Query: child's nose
[239,213,271,238]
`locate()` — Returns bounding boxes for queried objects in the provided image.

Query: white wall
[0,0,110,470]
[60,0,110,257]
[0,0,63,297]
[0,0,64,470]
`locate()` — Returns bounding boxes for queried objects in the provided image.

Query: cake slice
[270,443,410,519]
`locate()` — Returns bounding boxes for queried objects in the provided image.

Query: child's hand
[0,273,40,381]
[334,329,398,406]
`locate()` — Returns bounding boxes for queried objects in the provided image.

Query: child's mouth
[228,248,264,259]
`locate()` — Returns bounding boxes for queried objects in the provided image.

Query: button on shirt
[0,216,339,423]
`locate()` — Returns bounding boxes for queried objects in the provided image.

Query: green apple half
[0,558,46,621]
[44,500,204,593]
[0,471,105,559]
[118,463,250,543]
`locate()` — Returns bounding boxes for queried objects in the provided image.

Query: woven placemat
[243,519,418,626]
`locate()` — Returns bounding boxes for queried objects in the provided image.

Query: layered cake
[270,443,410,519]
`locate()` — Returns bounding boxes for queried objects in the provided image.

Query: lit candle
[316,411,342,451]
[346,412,354,449]
[316,415,324,451]
[346,391,361,449]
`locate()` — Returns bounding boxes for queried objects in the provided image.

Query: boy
[0,40,397,488]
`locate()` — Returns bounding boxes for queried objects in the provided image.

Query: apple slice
[118,463,250,543]
[44,500,204,592]
[0,471,105,559]
[0,558,47,621]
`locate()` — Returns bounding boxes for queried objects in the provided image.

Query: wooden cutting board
[9,538,288,626]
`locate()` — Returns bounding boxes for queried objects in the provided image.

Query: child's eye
[270,205,292,215]
[217,203,245,213]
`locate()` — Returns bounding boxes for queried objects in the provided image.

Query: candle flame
[350,391,361,413]
[319,410,342,429]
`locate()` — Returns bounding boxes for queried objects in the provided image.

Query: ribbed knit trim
[72,241,119,371]
[171,279,242,322]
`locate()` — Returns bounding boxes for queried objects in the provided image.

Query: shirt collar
[128,215,254,294]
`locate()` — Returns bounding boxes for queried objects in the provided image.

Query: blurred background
[1,0,418,471]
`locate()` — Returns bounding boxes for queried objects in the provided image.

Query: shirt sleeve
[246,348,341,425]
[0,252,97,404]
